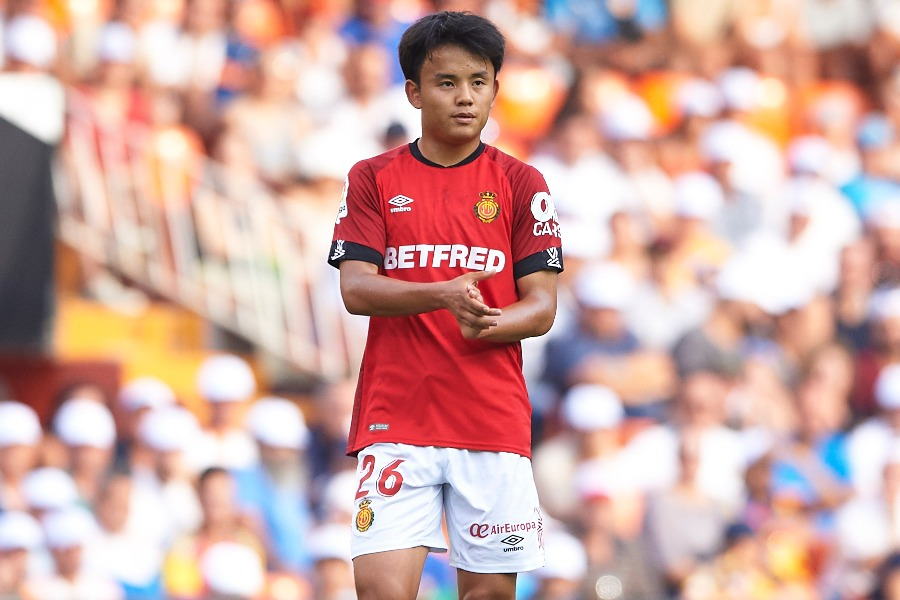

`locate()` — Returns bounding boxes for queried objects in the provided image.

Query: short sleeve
[510,164,564,279]
[328,161,386,269]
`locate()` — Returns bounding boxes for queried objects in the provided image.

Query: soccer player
[327,11,563,600]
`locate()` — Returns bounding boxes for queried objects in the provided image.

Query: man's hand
[439,270,501,338]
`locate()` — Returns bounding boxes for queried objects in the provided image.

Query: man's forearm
[473,291,555,343]
[340,269,447,316]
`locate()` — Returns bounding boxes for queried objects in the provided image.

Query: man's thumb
[468,269,497,282]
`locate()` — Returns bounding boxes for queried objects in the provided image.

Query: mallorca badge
[355,498,374,532]
[474,191,500,223]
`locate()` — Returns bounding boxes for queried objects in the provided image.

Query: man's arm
[459,270,557,343]
[338,260,502,332]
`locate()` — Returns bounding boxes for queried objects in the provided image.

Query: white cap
[562,385,623,431]
[4,16,57,69]
[23,468,79,511]
[323,470,358,519]
[600,94,654,141]
[876,364,900,411]
[0,401,42,447]
[785,176,830,217]
[673,172,723,221]
[119,377,176,411]
[42,507,97,549]
[536,530,587,581]
[718,67,762,111]
[676,78,724,118]
[574,262,635,311]
[869,288,900,321]
[247,397,309,450]
[787,135,831,176]
[0,511,42,551]
[139,406,200,452]
[201,542,265,597]
[98,22,136,64]
[308,523,352,563]
[715,256,760,304]
[197,355,256,403]
[53,399,116,449]
[865,197,900,230]
[700,120,750,164]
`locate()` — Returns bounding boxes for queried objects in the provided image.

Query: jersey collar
[409,139,485,168]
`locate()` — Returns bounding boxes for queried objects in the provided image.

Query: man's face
[406,44,498,147]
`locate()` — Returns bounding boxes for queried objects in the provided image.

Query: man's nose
[456,84,474,105]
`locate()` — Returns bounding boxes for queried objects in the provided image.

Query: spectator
[643,432,731,595]
[0,401,41,511]
[0,511,42,597]
[52,397,117,505]
[163,467,264,599]
[24,507,122,600]
[307,523,355,600]
[235,396,313,572]
[90,473,164,598]
[194,354,259,471]
[542,261,676,411]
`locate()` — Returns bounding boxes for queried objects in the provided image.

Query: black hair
[198,466,230,488]
[398,11,505,85]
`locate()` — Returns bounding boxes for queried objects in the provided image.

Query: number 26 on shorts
[355,455,405,499]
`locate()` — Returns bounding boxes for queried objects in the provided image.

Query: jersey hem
[328,240,383,269]
[348,437,532,459]
[513,247,564,279]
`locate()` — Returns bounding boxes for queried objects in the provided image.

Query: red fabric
[331,144,562,458]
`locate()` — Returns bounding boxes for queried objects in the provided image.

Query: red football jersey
[328,141,563,458]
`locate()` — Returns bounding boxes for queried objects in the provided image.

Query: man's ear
[405,79,422,109]
[490,78,499,108]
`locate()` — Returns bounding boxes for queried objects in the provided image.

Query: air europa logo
[384,245,505,272]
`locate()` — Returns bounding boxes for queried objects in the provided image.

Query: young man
[327,11,563,600]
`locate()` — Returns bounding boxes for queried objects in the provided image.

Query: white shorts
[350,443,545,574]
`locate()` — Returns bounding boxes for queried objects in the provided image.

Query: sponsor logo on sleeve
[355,498,374,532]
[546,247,561,269]
[336,178,349,224]
[388,195,414,213]
[530,192,560,237]
[331,240,346,261]
[474,191,501,223]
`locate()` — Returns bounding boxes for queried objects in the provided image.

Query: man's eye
[474,80,486,86]
[440,81,454,87]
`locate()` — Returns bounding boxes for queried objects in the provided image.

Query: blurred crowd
[5,0,900,598]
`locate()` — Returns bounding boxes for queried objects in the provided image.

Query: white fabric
[192,429,259,471]
[0,73,65,144]
[201,542,265,596]
[847,418,895,497]
[351,443,544,573]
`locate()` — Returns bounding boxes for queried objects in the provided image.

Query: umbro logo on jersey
[546,247,561,269]
[501,535,524,546]
[388,195,414,213]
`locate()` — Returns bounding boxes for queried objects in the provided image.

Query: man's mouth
[452,112,477,123]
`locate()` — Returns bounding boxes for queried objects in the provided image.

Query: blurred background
[3,0,900,598]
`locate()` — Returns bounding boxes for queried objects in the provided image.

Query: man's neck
[416,135,481,167]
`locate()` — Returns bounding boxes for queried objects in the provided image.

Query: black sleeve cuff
[328,240,383,269]
[513,247,564,279]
